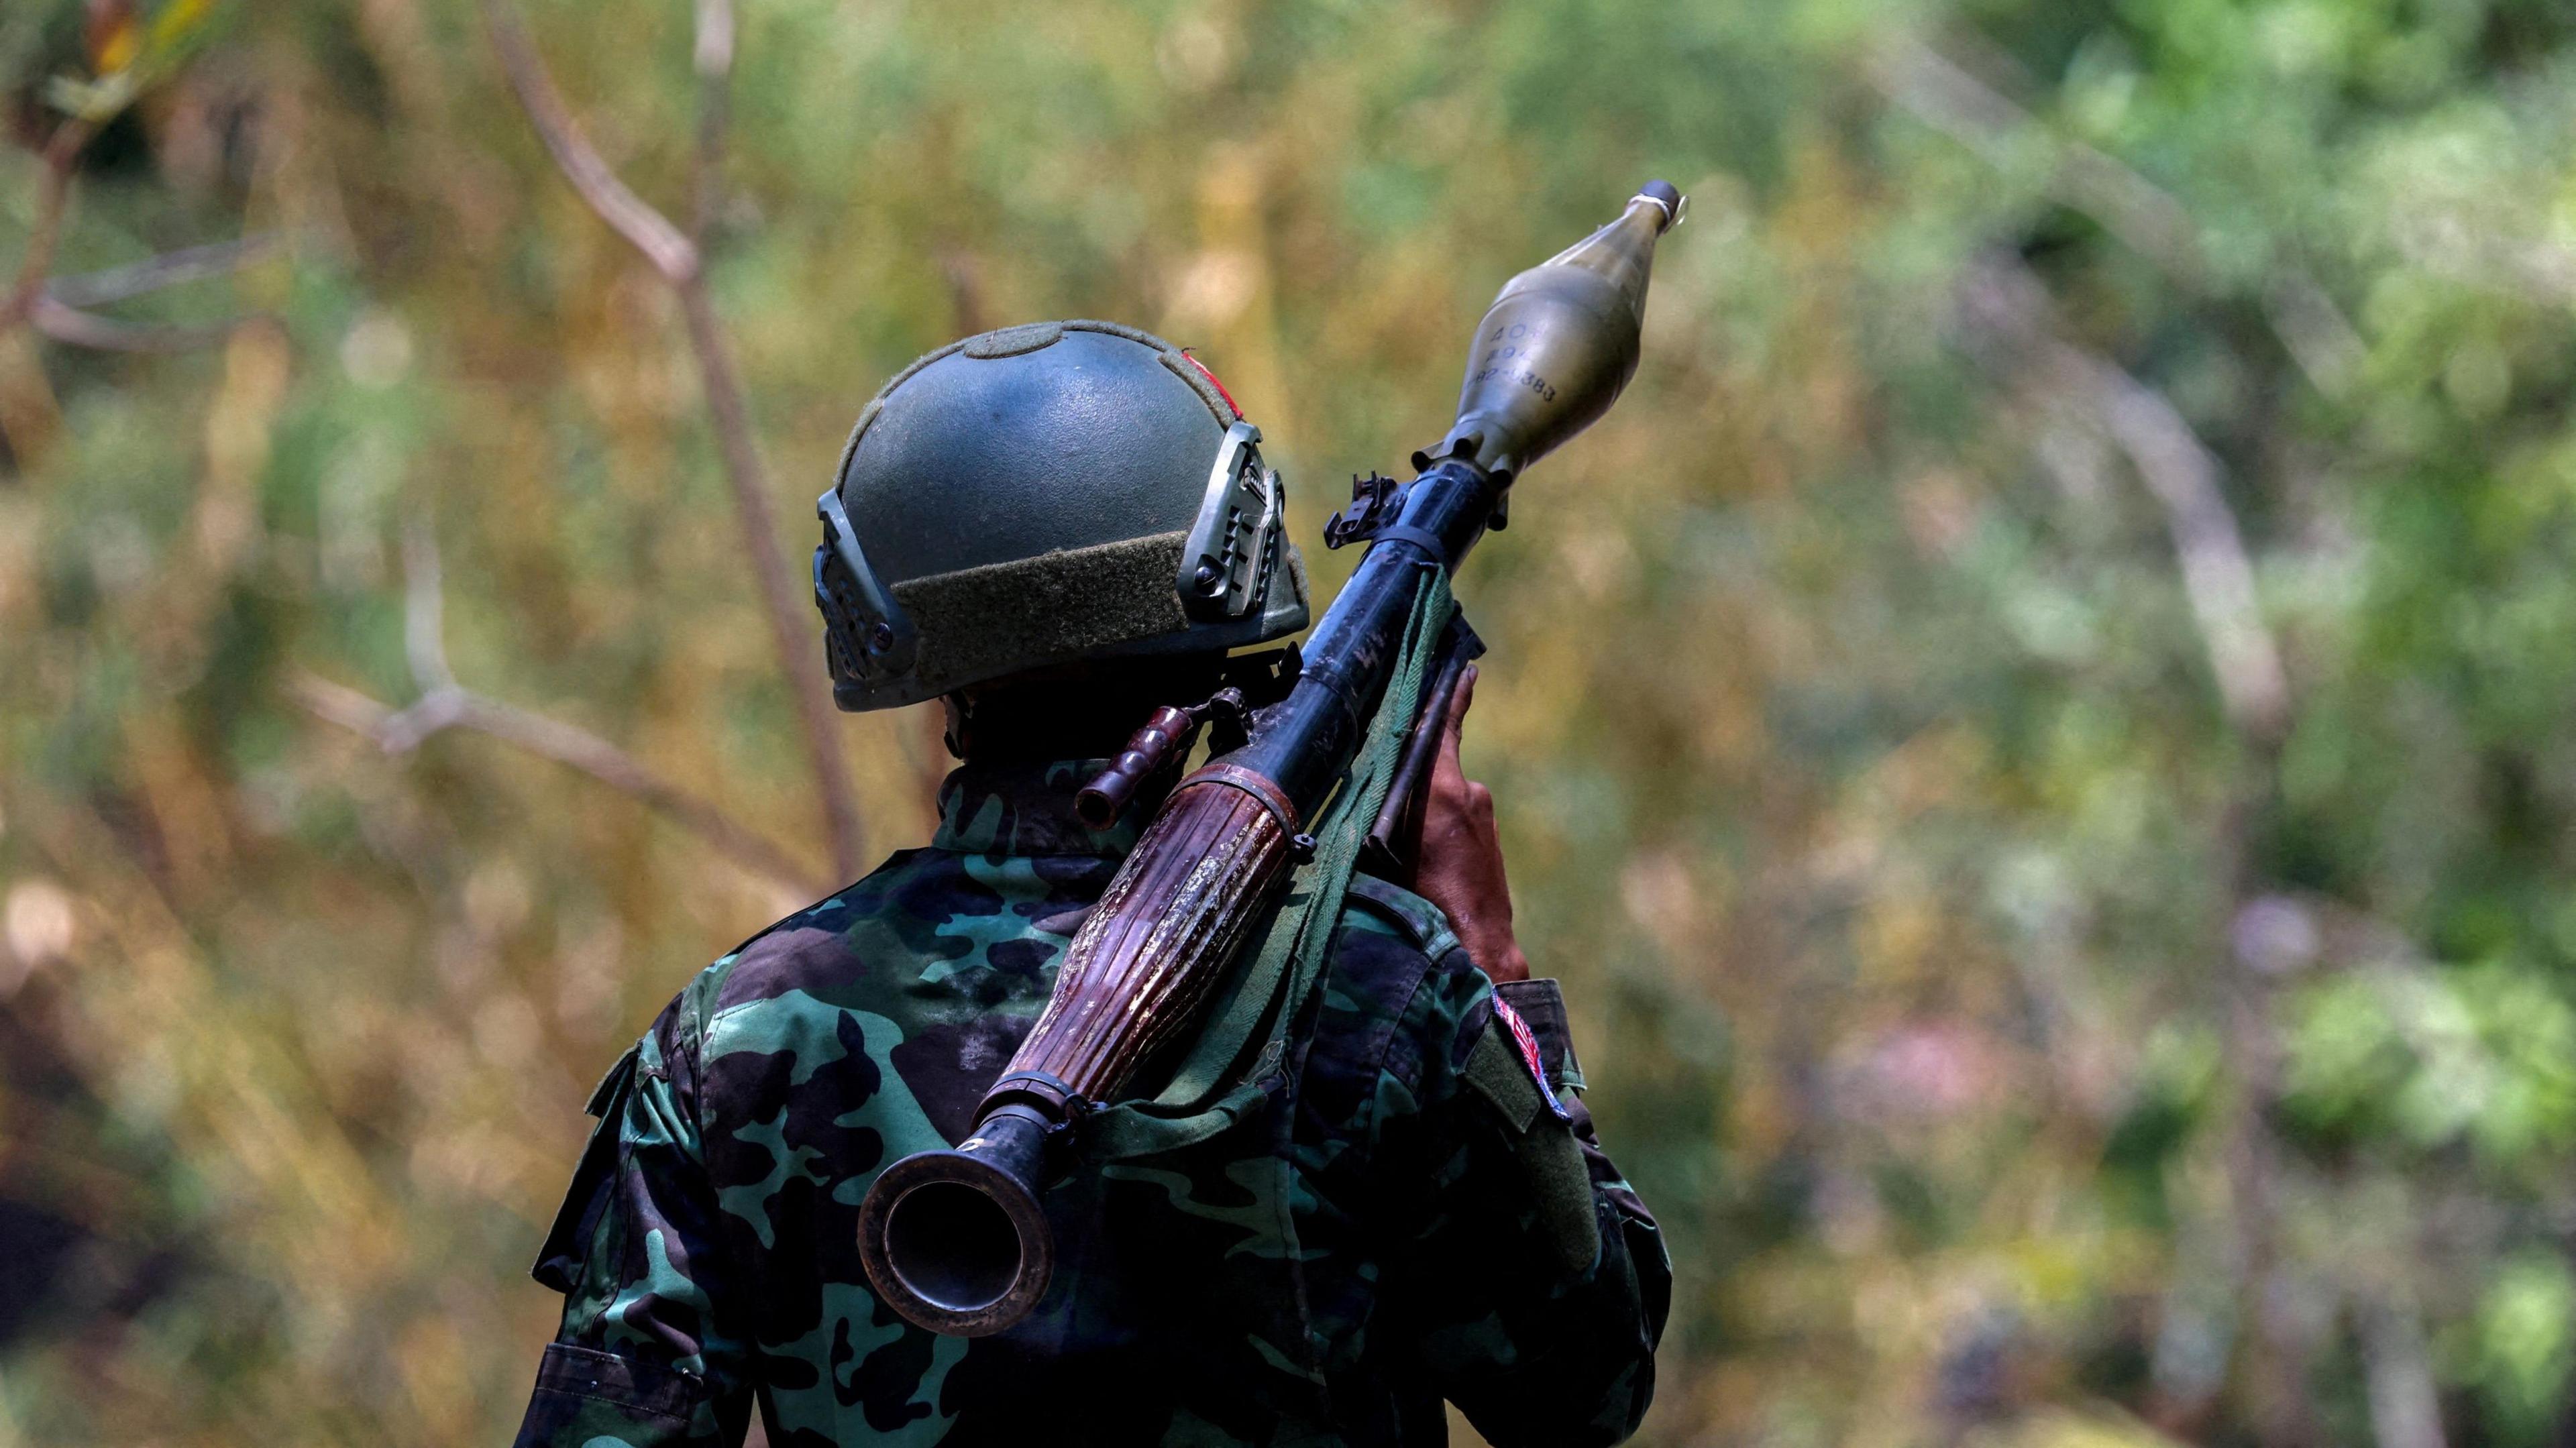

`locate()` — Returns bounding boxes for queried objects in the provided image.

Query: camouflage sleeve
[511,987,757,1448]
[1389,969,1671,1448]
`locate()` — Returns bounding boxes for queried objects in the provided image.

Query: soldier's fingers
[1440,665,1478,762]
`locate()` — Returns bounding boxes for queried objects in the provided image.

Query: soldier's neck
[944,657,1232,763]
[931,753,1172,857]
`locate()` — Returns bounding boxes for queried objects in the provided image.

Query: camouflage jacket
[513,759,1668,1448]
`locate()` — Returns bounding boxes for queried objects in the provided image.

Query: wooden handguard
[989,763,1301,1112]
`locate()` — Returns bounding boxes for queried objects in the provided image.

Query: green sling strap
[1081,562,1456,1161]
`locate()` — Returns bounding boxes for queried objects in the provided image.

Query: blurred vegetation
[6,0,2576,1443]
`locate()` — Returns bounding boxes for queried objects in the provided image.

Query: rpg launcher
[855,181,1686,1336]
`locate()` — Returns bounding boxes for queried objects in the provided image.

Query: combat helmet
[812,320,1309,711]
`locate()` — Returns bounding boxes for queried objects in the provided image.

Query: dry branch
[23,231,274,353]
[1958,254,2318,1447]
[1872,39,2201,280]
[1959,259,2290,740]
[45,233,282,308]
[293,672,822,895]
[2359,1294,2449,1448]
[482,0,868,881]
[692,0,735,241]
[1873,37,2364,400]
[292,522,824,897]
[31,294,247,353]
[483,4,696,282]
[10,129,272,357]
[1,119,99,335]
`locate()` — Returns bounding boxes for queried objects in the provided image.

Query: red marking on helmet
[1180,349,1242,419]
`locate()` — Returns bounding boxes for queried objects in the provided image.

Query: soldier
[511,321,1670,1447]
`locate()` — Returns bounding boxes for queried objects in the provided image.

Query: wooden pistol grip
[1076,704,1198,830]
[997,766,1299,1107]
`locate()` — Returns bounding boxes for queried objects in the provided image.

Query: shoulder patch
[1464,1007,1599,1273]
[1463,1026,1541,1134]
[1342,874,1462,962]
[1492,997,1574,1121]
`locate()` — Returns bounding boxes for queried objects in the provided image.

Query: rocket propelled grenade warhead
[1419,179,1682,484]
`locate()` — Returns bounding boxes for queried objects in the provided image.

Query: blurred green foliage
[6,0,2576,1443]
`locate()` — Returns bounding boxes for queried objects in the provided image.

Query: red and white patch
[1492,997,1572,1121]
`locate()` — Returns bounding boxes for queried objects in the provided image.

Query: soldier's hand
[1411,666,1532,985]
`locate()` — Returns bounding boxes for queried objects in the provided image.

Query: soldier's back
[531,757,1499,1447]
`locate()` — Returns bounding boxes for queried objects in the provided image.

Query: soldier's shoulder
[654,848,945,1040]
[1338,873,1463,962]
[1305,873,1491,1119]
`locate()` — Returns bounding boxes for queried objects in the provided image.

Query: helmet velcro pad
[894,531,1193,693]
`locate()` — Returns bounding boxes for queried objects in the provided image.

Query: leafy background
[5,0,2576,1443]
